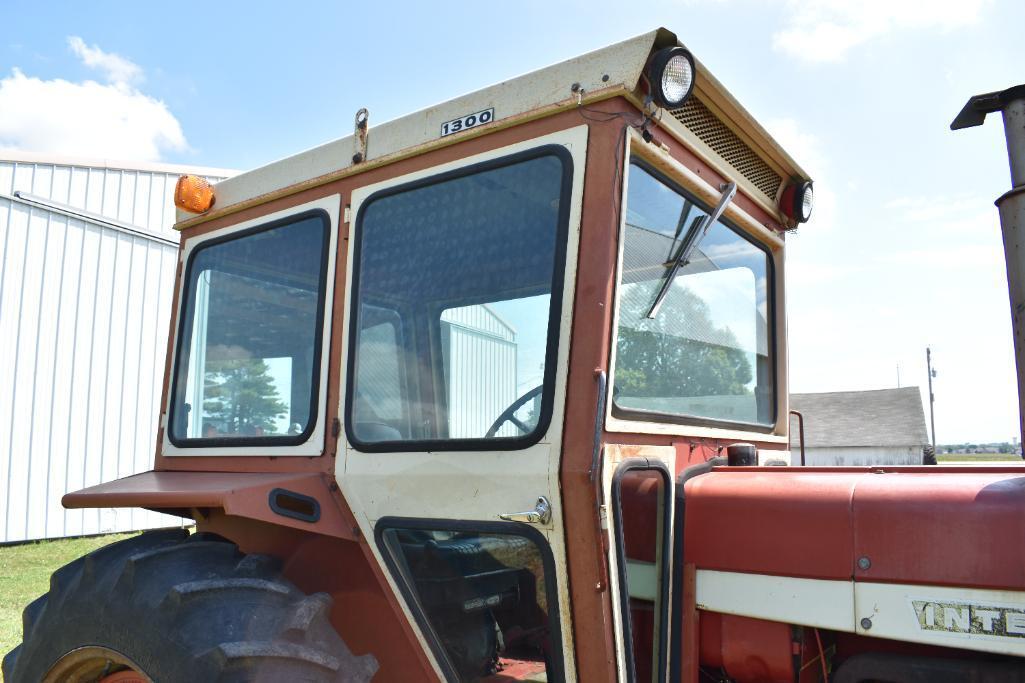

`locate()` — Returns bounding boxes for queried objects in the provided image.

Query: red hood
[683,466,1025,591]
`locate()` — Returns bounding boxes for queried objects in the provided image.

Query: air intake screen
[670,98,782,200]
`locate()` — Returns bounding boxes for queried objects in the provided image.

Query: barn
[789,387,930,466]
[0,152,233,543]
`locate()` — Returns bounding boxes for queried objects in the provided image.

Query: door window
[346,149,572,450]
[378,521,565,682]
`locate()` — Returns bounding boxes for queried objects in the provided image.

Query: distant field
[937,452,1022,462]
[0,532,138,660]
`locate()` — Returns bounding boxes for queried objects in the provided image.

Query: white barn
[789,387,930,466]
[0,152,234,543]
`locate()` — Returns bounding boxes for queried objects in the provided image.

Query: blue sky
[1,0,1023,443]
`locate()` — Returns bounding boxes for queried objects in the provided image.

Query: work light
[780,180,814,225]
[648,47,696,109]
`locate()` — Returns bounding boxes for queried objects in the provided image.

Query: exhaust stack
[952,85,1025,452]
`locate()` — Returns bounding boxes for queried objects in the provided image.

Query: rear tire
[2,528,378,682]
[923,444,937,465]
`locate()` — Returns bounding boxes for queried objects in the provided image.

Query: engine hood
[683,466,1025,591]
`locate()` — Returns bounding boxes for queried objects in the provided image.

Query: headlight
[648,47,696,109]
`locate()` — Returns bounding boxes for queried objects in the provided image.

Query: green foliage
[203,358,287,436]
[616,284,752,399]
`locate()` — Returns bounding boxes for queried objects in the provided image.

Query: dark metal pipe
[790,409,806,466]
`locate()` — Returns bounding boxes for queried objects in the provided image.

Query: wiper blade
[646,181,737,319]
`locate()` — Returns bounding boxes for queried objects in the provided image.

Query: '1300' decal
[440,108,494,137]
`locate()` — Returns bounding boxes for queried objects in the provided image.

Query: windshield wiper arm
[646,181,737,319]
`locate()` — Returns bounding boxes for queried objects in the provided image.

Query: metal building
[789,387,930,466]
[441,304,518,438]
[0,152,233,543]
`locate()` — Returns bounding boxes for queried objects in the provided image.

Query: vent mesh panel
[670,98,782,200]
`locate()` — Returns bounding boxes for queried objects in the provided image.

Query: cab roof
[177,28,810,229]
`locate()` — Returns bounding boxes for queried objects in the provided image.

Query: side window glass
[171,213,329,444]
[379,524,564,682]
[347,150,570,449]
[612,467,671,683]
[353,306,407,440]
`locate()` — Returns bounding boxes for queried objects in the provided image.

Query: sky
[1,0,1023,443]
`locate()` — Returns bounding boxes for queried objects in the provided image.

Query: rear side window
[345,148,572,451]
[169,211,330,446]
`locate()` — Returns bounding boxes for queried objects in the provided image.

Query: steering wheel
[484,385,543,438]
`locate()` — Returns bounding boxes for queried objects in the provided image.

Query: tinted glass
[380,525,562,682]
[614,469,669,683]
[170,214,328,443]
[614,164,773,426]
[348,152,567,447]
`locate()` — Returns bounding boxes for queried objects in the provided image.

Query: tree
[615,282,753,399]
[203,358,287,436]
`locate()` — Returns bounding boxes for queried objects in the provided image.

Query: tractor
[6,27,1025,682]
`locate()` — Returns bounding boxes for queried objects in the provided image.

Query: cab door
[338,126,587,681]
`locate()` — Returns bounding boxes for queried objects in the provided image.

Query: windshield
[346,148,571,450]
[169,212,330,445]
[613,162,774,427]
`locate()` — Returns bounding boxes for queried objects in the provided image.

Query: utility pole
[926,347,937,451]
[896,363,901,388]
[953,84,1025,448]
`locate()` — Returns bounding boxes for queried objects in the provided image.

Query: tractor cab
[19,27,927,683]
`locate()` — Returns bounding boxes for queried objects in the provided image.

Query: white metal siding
[803,446,923,467]
[0,158,230,543]
[441,305,517,438]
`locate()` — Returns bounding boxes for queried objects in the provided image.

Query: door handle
[499,496,552,525]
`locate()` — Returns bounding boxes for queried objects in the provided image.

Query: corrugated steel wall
[0,157,229,543]
[803,446,923,467]
[441,305,517,438]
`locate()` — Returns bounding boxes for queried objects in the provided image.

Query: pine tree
[203,358,288,436]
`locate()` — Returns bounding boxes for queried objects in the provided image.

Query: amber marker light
[174,175,215,214]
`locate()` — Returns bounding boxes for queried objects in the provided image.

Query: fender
[63,470,359,541]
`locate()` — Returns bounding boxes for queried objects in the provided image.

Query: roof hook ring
[353,108,369,164]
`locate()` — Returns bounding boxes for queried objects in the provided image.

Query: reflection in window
[380,526,560,682]
[614,163,773,426]
[171,214,328,442]
[348,153,568,446]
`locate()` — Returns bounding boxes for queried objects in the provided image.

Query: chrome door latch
[499,496,552,525]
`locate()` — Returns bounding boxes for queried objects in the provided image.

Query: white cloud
[0,39,187,161]
[884,193,999,237]
[67,36,143,86]
[773,0,990,62]
[764,117,837,231]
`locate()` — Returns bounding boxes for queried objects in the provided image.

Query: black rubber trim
[610,157,778,434]
[344,145,573,453]
[267,488,321,523]
[610,458,673,683]
[167,208,332,449]
[669,456,725,683]
[374,516,567,682]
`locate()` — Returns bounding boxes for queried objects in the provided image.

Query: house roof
[790,387,929,448]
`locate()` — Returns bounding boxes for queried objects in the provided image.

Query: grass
[0,532,138,660]
[937,452,1023,462]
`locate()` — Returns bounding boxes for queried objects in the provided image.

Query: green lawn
[937,452,1023,462]
[0,532,138,660]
